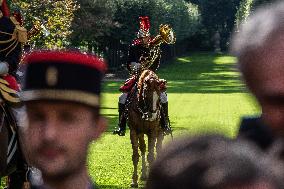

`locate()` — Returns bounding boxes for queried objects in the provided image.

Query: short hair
[146,135,284,189]
[231,1,284,77]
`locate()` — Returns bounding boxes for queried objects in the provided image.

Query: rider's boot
[160,102,172,135]
[113,103,126,136]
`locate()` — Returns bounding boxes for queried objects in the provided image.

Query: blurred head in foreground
[146,135,284,189]
[231,1,284,136]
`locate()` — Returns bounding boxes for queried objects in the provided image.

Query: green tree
[235,0,278,31]
[15,0,78,49]
[112,0,199,44]
[187,0,241,51]
[235,0,254,30]
[70,0,199,67]
[70,0,117,52]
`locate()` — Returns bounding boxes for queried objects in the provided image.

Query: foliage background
[9,0,277,63]
[1,0,279,187]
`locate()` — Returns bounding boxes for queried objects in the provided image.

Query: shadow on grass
[97,184,145,189]
[158,53,245,93]
[101,106,117,110]
[96,185,123,189]
[167,78,245,93]
[103,53,246,94]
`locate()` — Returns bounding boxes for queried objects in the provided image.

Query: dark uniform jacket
[0,16,22,77]
[126,41,161,73]
[238,116,275,150]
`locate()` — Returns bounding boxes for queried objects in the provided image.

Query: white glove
[0,61,9,75]
[130,62,141,73]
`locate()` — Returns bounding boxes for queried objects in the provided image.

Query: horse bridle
[137,76,160,121]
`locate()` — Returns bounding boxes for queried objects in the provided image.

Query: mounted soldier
[113,16,175,136]
[0,0,30,188]
[0,0,27,83]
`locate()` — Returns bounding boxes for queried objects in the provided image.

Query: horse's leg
[138,134,147,181]
[147,131,156,167]
[130,129,139,188]
[156,128,164,158]
[0,121,8,177]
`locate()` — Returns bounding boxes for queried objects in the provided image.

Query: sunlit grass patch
[0,53,260,189]
[89,52,260,188]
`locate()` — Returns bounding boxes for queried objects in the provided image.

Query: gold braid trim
[0,39,17,52]
[140,46,161,71]
[0,78,9,85]
[0,31,16,44]
[0,89,20,103]
[0,17,27,47]
[0,78,20,104]
[0,17,27,57]
[0,83,18,94]
[0,30,13,36]
[10,16,27,43]
[15,26,27,43]
[20,90,100,107]
[6,41,19,57]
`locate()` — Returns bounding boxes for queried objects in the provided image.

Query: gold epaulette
[10,16,27,43]
[0,78,9,85]
[0,78,20,104]
[0,16,27,57]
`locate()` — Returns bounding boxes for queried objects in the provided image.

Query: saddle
[119,75,137,93]
[120,75,167,93]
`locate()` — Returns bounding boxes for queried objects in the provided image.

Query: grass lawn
[1,52,261,189]
[89,52,260,188]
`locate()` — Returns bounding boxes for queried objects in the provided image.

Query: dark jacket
[126,42,161,73]
[238,116,275,150]
[0,16,22,76]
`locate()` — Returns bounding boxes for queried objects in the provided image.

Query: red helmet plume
[137,16,150,38]
[1,0,10,17]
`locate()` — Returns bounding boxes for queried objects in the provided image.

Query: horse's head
[137,70,161,121]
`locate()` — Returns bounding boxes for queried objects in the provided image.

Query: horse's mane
[137,70,159,101]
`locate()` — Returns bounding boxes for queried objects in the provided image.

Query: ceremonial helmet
[137,16,151,38]
[21,50,107,108]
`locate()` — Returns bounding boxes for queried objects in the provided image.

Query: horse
[0,84,29,189]
[127,70,164,188]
